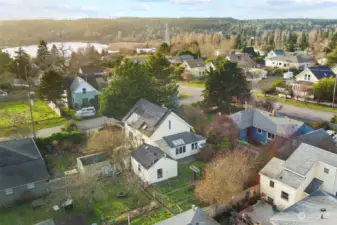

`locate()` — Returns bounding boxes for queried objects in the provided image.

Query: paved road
[179,84,336,122]
[179,85,203,105]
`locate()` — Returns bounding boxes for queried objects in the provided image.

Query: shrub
[62,120,78,132]
[60,108,76,118]
[331,115,337,124]
[38,131,86,145]
[272,80,286,88]
[311,120,329,130]
[195,144,216,162]
[272,68,285,76]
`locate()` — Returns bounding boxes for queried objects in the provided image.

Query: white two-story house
[123,99,207,160]
[260,143,337,209]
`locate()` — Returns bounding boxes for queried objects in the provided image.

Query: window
[269,180,274,188]
[281,191,289,201]
[257,128,262,134]
[267,132,275,140]
[169,120,171,130]
[27,183,35,190]
[138,164,141,172]
[324,168,329,174]
[157,169,163,179]
[308,75,311,80]
[176,146,186,155]
[191,142,198,150]
[5,188,13,195]
[82,88,86,93]
[304,74,307,80]
[176,148,179,155]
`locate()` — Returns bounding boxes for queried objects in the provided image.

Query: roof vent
[145,146,149,150]
[321,208,326,212]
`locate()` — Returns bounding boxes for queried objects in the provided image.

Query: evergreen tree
[0,50,12,74]
[36,40,50,70]
[8,47,31,80]
[38,69,65,104]
[299,34,309,50]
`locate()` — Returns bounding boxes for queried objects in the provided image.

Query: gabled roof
[79,74,100,90]
[162,132,206,148]
[304,178,323,194]
[272,49,286,56]
[230,109,304,138]
[132,144,172,169]
[227,53,252,62]
[154,207,220,225]
[122,99,171,137]
[80,65,105,75]
[0,138,49,190]
[269,190,337,225]
[277,129,336,160]
[184,59,206,68]
[307,65,336,80]
[270,55,315,64]
[70,76,98,93]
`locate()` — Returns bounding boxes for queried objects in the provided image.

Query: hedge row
[36,131,86,145]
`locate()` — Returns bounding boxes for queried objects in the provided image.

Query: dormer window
[307,75,311,80]
[82,88,86,93]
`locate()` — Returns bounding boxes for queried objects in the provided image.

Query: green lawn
[253,76,283,90]
[178,81,205,88]
[0,182,150,225]
[254,93,337,113]
[179,93,191,99]
[130,208,173,225]
[0,100,67,137]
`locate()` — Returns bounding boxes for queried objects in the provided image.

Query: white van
[76,107,96,118]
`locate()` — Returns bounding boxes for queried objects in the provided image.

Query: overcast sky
[0,0,337,20]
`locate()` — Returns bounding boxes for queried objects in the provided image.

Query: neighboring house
[123,99,206,159]
[0,138,49,206]
[205,61,216,71]
[77,152,112,177]
[136,48,157,54]
[154,206,220,225]
[167,54,194,63]
[66,76,100,109]
[79,65,105,76]
[266,49,286,58]
[291,65,336,98]
[230,109,313,145]
[182,59,206,77]
[277,128,336,160]
[35,213,90,225]
[269,190,337,225]
[318,57,327,65]
[260,143,337,209]
[80,74,108,91]
[265,55,315,69]
[131,144,178,184]
[226,53,253,64]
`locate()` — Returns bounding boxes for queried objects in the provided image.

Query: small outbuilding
[77,152,112,177]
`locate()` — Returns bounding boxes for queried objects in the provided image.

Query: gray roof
[0,138,49,190]
[123,99,171,137]
[269,190,337,225]
[80,65,104,75]
[230,109,304,138]
[304,178,323,194]
[132,144,172,169]
[277,129,336,160]
[162,132,206,148]
[270,55,315,64]
[79,152,109,166]
[283,143,337,176]
[154,207,220,225]
[260,157,285,179]
[184,59,206,68]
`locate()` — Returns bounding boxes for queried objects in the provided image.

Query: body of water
[2,42,110,58]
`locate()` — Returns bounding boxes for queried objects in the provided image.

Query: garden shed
[77,152,112,176]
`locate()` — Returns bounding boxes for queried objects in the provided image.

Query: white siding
[131,157,177,184]
[315,162,337,194]
[74,79,97,93]
[168,139,206,160]
[296,69,318,83]
[150,113,191,142]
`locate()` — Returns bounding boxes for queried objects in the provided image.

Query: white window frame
[5,188,13,195]
[257,128,262,134]
[267,132,275,140]
[324,168,329,174]
[138,164,141,172]
[27,183,35,190]
[191,142,198,150]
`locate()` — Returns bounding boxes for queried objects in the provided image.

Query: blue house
[230,109,313,144]
[67,76,100,109]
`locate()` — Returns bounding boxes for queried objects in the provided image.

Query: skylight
[172,139,185,146]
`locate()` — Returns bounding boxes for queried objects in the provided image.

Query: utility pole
[333,75,337,108]
[28,92,36,139]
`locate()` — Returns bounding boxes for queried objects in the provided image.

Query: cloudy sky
[0,0,337,20]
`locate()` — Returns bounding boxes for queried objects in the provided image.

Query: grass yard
[0,182,150,225]
[253,76,283,90]
[178,81,205,89]
[179,93,191,99]
[130,208,173,225]
[254,93,337,113]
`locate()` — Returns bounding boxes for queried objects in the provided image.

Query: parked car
[75,107,96,118]
[0,90,8,97]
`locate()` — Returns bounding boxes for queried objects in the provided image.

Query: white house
[259,143,337,210]
[123,99,206,159]
[181,59,206,77]
[136,48,157,54]
[131,144,178,184]
[266,49,286,59]
[265,55,314,70]
[291,65,336,98]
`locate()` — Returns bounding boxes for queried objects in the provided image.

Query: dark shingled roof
[79,152,109,166]
[185,59,206,68]
[80,65,105,75]
[122,99,171,137]
[132,144,170,169]
[304,178,323,194]
[79,74,100,91]
[54,213,90,225]
[162,132,206,148]
[308,65,336,80]
[0,139,49,190]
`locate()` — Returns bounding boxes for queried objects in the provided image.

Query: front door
[268,197,274,205]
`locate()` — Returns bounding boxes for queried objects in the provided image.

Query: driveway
[179,85,203,105]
